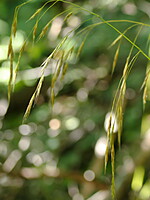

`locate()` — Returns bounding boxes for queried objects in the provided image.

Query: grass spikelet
[39,35,69,76]
[7,37,13,58]
[11,0,34,36]
[23,92,36,123]
[23,73,44,122]
[51,74,58,89]
[51,51,65,87]
[8,37,14,103]
[56,53,64,76]
[143,84,148,106]
[114,51,140,147]
[104,143,109,173]
[50,88,55,107]
[76,32,89,59]
[109,35,122,49]
[34,74,45,103]
[8,53,14,103]
[11,6,19,37]
[53,49,64,60]
[12,17,17,37]
[38,22,51,40]
[8,0,36,101]
[109,24,137,49]
[69,46,74,56]
[117,107,123,147]
[117,81,126,147]
[104,27,142,199]
[123,51,140,79]
[105,114,113,172]
[64,12,73,22]
[33,21,38,42]
[76,40,85,58]
[27,0,59,22]
[104,113,116,199]
[13,41,27,88]
[20,41,27,52]
[76,25,95,58]
[110,134,115,200]
[51,61,61,87]
[59,0,150,60]
[38,9,71,41]
[141,68,150,90]
[142,67,150,107]
[111,42,121,75]
[61,62,68,80]
[28,6,45,22]
[111,27,142,148]
[122,57,129,78]
[63,47,74,61]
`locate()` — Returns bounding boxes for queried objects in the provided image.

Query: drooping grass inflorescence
[8,0,150,199]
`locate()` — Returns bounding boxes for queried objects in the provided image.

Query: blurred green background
[0,0,150,199]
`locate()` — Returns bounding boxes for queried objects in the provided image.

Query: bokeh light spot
[77,88,88,102]
[18,136,30,151]
[65,117,80,130]
[19,124,32,135]
[95,137,107,158]
[49,119,61,130]
[0,99,8,117]
[83,170,95,182]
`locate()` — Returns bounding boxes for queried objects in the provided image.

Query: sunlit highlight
[95,137,107,158]
[131,166,145,191]
[104,112,118,133]
[139,180,150,199]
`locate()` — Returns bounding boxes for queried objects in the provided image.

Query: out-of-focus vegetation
[0,0,150,199]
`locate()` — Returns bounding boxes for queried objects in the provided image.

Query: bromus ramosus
[8,0,150,199]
